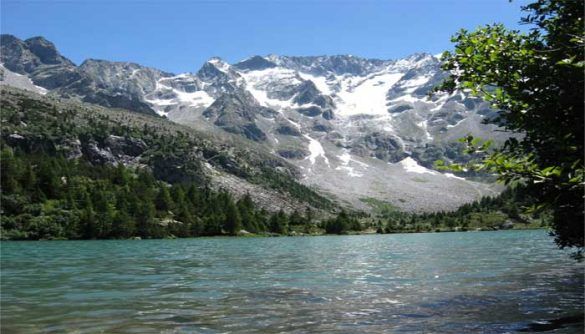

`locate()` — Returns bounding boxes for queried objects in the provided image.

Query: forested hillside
[0,86,542,240]
[0,86,334,239]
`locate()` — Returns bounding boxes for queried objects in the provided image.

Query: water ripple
[1,231,583,333]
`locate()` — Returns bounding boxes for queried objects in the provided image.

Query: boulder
[104,135,147,157]
[500,221,515,230]
[84,141,116,165]
[58,138,83,159]
[277,148,310,160]
[276,125,302,136]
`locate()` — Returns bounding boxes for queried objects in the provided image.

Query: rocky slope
[0,34,507,212]
[0,86,334,215]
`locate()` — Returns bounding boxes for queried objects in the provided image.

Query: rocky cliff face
[0,35,80,90]
[58,59,171,114]
[0,35,169,115]
[0,34,507,212]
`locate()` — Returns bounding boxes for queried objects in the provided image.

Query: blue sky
[2,0,530,74]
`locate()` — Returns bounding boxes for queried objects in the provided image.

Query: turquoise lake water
[1,230,583,333]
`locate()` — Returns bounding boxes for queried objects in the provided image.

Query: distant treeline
[0,147,543,240]
[1,148,319,240]
[368,186,546,234]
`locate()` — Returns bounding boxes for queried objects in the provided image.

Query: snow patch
[444,173,465,180]
[240,68,300,109]
[335,72,404,117]
[417,120,433,141]
[0,64,48,95]
[208,58,231,73]
[144,97,176,107]
[287,118,301,129]
[335,151,369,177]
[338,152,351,164]
[338,151,369,168]
[388,94,420,104]
[399,75,431,93]
[145,78,214,115]
[399,157,437,175]
[336,166,363,177]
[303,134,330,166]
[176,90,214,106]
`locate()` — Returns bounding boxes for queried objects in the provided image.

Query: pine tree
[112,209,136,238]
[1,147,21,194]
[224,200,242,235]
[269,210,288,234]
[237,194,258,232]
[81,205,98,239]
[155,186,174,214]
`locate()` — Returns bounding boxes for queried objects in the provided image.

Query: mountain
[0,34,507,212]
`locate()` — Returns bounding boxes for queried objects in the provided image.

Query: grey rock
[312,122,332,132]
[277,148,309,159]
[197,58,229,81]
[389,104,413,114]
[351,132,407,163]
[296,106,322,117]
[501,221,515,229]
[104,135,147,157]
[233,56,277,71]
[322,109,334,120]
[84,141,117,165]
[0,34,41,74]
[269,54,390,76]
[25,36,74,67]
[58,138,83,160]
[203,92,267,141]
[292,80,334,109]
[276,125,302,136]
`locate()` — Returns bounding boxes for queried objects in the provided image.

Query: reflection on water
[1,230,583,333]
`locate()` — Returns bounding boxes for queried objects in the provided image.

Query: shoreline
[0,226,548,242]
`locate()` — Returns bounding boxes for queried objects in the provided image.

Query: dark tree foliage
[436,0,584,250]
[223,199,242,235]
[269,210,289,235]
[0,147,319,239]
[323,211,361,234]
[0,87,343,239]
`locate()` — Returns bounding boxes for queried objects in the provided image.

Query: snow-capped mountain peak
[206,57,231,72]
[0,34,506,212]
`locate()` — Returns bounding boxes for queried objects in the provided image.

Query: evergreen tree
[81,206,98,239]
[268,210,288,234]
[112,209,136,238]
[224,200,242,235]
[237,194,258,232]
[155,186,174,214]
[1,147,21,194]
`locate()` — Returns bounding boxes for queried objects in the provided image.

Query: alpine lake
[1,230,583,333]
